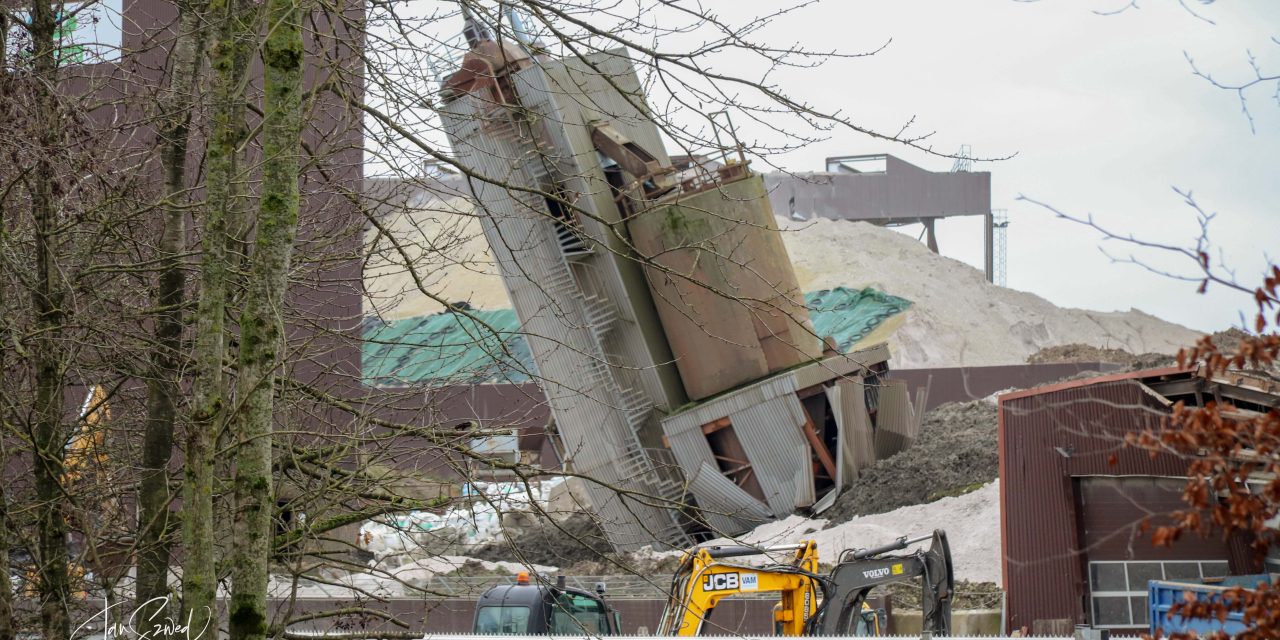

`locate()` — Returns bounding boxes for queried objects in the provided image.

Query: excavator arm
[809,530,954,636]
[658,541,822,636]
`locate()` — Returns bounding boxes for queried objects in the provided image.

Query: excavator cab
[472,573,620,635]
[775,601,882,636]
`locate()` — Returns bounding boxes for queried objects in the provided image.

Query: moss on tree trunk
[228,0,303,636]
[184,0,258,632]
[137,2,213,626]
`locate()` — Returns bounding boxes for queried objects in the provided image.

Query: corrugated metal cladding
[830,378,875,479]
[732,391,814,515]
[689,462,773,534]
[872,379,916,460]
[998,373,1259,633]
[662,372,814,522]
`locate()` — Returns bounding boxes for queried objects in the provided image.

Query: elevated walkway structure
[764,154,996,281]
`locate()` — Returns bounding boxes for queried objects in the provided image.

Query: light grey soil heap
[824,401,998,523]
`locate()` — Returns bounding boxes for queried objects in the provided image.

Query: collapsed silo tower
[434,9,914,549]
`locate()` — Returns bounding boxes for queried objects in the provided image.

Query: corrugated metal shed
[998,367,1261,633]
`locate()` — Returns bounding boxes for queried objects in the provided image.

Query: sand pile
[824,401,999,521]
[706,481,1003,584]
[775,216,1202,368]
[364,196,509,319]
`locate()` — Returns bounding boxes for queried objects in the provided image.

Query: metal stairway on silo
[486,109,592,258]
[485,103,690,549]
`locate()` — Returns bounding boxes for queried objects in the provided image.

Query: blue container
[1148,575,1271,636]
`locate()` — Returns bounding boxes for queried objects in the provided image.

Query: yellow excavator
[656,531,953,637]
[655,539,876,636]
[656,540,824,636]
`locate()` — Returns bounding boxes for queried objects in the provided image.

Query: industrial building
[999,367,1280,634]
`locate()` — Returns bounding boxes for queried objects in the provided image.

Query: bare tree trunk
[137,2,211,622]
[0,473,12,640]
[27,0,70,638]
[229,0,303,635]
[0,50,13,637]
[183,0,255,631]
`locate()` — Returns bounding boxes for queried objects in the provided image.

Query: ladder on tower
[992,208,1009,287]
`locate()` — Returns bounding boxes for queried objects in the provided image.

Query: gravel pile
[823,401,998,521]
[1028,343,1175,369]
[882,579,1003,611]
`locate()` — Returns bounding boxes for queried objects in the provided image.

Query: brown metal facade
[998,369,1260,633]
[894,362,1124,411]
[763,155,991,225]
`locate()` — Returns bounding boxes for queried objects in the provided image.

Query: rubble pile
[470,513,614,568]
[883,579,1003,611]
[824,401,999,521]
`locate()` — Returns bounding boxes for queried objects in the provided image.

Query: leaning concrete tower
[434,9,910,549]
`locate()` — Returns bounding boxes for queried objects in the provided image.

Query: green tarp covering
[363,308,534,386]
[807,286,914,353]
[363,286,912,386]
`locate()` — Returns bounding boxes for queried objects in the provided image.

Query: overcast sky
[699,0,1279,333]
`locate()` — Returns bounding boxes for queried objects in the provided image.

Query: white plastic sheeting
[358,478,565,556]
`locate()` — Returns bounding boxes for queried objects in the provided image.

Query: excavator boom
[809,529,954,636]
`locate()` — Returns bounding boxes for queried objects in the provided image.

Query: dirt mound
[881,579,1002,611]
[470,513,614,568]
[824,401,998,521]
[1209,327,1250,354]
[1028,343,1176,369]
[471,513,687,576]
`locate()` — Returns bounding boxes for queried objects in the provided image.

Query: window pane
[1093,596,1131,626]
[475,606,531,635]
[1162,562,1201,580]
[551,594,608,635]
[1127,562,1163,591]
[1201,561,1229,578]
[1090,563,1127,592]
[1131,596,1149,625]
